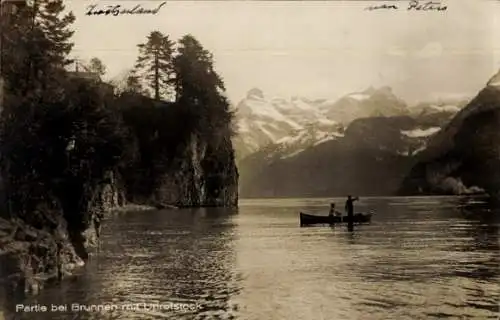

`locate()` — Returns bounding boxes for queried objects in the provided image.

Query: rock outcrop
[0,216,83,296]
[0,171,125,297]
[0,127,238,297]
[154,133,239,208]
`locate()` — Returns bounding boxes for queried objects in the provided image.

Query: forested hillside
[0,0,237,295]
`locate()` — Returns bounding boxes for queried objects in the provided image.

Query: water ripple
[2,197,499,320]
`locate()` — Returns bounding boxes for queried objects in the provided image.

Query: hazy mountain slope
[238,115,444,198]
[399,75,500,197]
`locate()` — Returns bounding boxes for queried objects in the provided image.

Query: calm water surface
[2,196,500,319]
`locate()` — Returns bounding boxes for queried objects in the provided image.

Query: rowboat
[299,212,373,226]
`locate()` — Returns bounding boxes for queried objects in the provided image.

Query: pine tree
[173,34,232,135]
[87,57,106,78]
[37,0,75,69]
[0,0,80,220]
[1,4,42,96]
[133,31,175,101]
[1,0,75,97]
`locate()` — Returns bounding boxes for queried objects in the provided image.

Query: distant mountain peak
[247,88,265,100]
[363,86,377,95]
[346,86,395,100]
[367,86,395,97]
[378,86,393,94]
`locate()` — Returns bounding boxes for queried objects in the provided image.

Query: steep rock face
[0,216,84,296]
[0,123,237,298]
[0,170,125,296]
[154,134,208,207]
[81,171,126,250]
[155,133,238,207]
[399,78,500,197]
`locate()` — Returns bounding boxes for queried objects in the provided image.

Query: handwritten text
[365,1,447,12]
[86,2,167,17]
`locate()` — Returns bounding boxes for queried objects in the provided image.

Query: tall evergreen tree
[37,0,75,69]
[134,31,175,101]
[1,0,75,97]
[173,34,232,135]
[0,0,79,220]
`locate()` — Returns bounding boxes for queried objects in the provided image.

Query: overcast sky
[66,0,500,104]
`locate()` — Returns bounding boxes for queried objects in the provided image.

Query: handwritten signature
[86,2,167,16]
[365,0,447,12]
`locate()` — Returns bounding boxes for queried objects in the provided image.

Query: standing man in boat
[345,195,359,222]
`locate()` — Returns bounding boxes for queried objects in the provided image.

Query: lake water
[2,196,499,319]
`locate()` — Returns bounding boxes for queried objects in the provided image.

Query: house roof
[68,71,101,81]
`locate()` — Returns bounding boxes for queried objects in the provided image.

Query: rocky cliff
[154,133,239,208]
[0,16,239,303]
[0,171,124,297]
[0,129,238,298]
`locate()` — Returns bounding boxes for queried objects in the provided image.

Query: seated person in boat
[329,203,342,217]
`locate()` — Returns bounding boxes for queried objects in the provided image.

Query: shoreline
[0,202,156,299]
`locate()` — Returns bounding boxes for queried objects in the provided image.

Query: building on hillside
[69,71,101,82]
[68,61,115,97]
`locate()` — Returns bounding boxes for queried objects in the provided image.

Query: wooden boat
[299,212,373,226]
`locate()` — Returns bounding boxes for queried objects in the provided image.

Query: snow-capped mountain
[257,124,346,160]
[233,86,410,160]
[320,86,408,123]
[408,98,469,126]
[233,88,341,159]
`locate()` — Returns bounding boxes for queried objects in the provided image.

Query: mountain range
[233,86,467,159]
[233,85,475,198]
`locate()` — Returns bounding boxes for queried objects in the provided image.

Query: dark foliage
[133,31,175,101]
[0,1,236,233]
[116,92,193,200]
